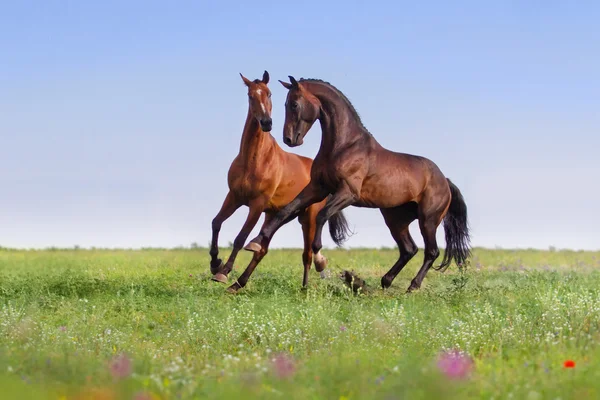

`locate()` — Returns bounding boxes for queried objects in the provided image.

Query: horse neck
[238,109,273,166]
[315,95,364,156]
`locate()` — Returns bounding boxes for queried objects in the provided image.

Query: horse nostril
[261,119,272,131]
[283,137,292,146]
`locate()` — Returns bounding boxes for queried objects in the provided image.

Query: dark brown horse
[209,71,350,291]
[242,76,471,293]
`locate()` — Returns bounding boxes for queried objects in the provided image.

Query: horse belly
[358,178,418,209]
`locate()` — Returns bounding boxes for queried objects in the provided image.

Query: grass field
[1,246,599,399]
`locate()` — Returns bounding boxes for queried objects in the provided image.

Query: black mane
[299,78,372,136]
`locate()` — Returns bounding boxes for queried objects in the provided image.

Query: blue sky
[1,1,598,250]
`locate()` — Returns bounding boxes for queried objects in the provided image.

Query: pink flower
[133,391,153,400]
[340,325,347,332]
[436,349,474,380]
[271,353,296,379]
[109,353,132,380]
[59,326,66,332]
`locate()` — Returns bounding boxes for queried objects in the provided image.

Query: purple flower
[109,353,132,380]
[59,326,66,332]
[271,353,296,379]
[340,325,347,332]
[436,350,474,380]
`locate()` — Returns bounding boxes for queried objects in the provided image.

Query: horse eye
[267,92,272,98]
[291,102,298,110]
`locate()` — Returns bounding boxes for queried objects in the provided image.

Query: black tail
[435,179,471,272]
[328,211,352,247]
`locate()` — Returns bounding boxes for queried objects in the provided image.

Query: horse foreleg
[209,191,240,275]
[212,197,266,283]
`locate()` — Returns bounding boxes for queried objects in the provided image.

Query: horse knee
[410,246,419,257]
[403,245,418,258]
[425,247,440,260]
[211,217,221,232]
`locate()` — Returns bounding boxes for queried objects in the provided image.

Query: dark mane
[299,78,372,136]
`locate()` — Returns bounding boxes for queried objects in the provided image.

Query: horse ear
[240,73,252,86]
[289,76,299,88]
[279,80,293,90]
[262,70,270,84]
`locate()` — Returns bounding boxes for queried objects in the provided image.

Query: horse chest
[229,171,266,197]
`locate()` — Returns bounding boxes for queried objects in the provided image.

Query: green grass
[1,247,599,399]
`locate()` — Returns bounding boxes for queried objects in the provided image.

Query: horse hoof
[314,252,328,272]
[244,242,262,253]
[381,277,392,290]
[211,273,228,284]
[226,285,240,294]
[406,284,420,293]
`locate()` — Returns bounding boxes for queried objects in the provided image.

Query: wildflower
[133,392,153,400]
[109,353,132,380]
[340,325,347,332]
[271,353,296,379]
[563,360,575,368]
[59,326,66,332]
[436,349,474,380]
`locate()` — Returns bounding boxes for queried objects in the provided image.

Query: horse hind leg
[212,197,266,283]
[298,210,314,287]
[380,203,418,289]
[226,214,274,293]
[407,193,450,292]
[299,204,328,287]
[307,201,329,277]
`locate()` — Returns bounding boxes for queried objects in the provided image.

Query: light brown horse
[209,71,350,290]
[243,76,471,294]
